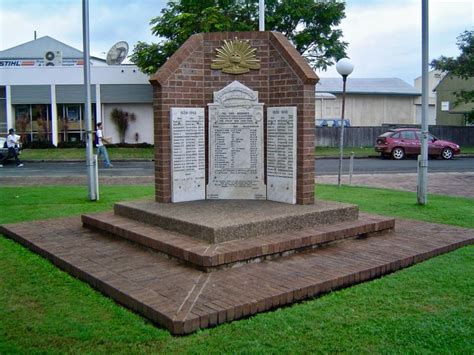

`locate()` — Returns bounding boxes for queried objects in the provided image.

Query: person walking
[6,128,23,167]
[96,122,113,167]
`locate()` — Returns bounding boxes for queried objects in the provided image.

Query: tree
[131,0,347,75]
[110,108,136,144]
[431,30,474,124]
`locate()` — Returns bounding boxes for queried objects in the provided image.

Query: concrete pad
[114,199,359,243]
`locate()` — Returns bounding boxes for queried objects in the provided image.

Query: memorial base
[3,207,473,335]
[109,199,359,243]
[0,203,474,334]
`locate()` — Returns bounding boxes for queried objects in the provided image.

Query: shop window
[32,104,51,141]
[0,91,6,134]
[14,104,51,143]
[57,104,95,143]
[15,105,31,142]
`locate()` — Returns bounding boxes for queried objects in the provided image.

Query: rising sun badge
[211,38,261,74]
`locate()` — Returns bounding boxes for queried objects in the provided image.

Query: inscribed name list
[170,107,205,202]
[207,81,266,200]
[267,107,297,204]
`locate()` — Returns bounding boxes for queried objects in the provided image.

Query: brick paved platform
[1,214,472,335]
[82,211,394,270]
[81,212,395,271]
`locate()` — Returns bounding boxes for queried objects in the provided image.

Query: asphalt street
[0,157,472,177]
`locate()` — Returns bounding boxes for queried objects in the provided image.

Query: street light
[336,58,354,187]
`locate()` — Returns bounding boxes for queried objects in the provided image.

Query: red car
[375,128,461,160]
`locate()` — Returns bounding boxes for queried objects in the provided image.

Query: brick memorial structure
[149,31,318,205]
[3,31,472,336]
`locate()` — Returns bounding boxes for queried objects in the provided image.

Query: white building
[0,36,153,145]
[316,78,421,126]
[413,70,444,125]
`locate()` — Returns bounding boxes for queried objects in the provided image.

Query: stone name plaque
[267,107,297,204]
[207,81,266,200]
[170,107,205,202]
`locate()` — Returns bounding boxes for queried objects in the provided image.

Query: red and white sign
[0,59,84,67]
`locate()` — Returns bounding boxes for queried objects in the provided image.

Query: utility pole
[418,0,429,205]
[82,0,97,200]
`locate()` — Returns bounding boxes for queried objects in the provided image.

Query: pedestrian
[96,122,113,167]
[6,128,23,167]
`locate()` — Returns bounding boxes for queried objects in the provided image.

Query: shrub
[110,108,136,143]
[57,141,86,149]
[23,141,56,149]
[106,142,154,148]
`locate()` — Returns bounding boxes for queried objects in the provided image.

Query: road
[0,157,472,177]
[316,157,474,175]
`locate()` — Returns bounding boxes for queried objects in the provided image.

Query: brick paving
[82,210,394,270]
[1,215,472,334]
[317,172,474,199]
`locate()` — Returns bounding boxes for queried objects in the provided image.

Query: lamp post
[336,58,354,187]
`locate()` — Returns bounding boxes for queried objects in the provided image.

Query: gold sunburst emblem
[211,38,261,74]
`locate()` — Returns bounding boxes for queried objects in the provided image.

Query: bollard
[349,152,354,185]
[94,154,100,201]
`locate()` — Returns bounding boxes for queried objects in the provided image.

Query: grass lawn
[315,145,474,157]
[19,146,474,161]
[0,185,473,353]
[315,146,377,157]
[20,147,155,161]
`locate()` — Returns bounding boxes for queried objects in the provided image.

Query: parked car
[375,128,461,160]
[316,119,350,127]
[0,137,22,164]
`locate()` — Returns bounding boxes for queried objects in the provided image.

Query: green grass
[20,146,474,161]
[315,145,474,157]
[0,185,473,353]
[315,146,377,157]
[316,184,474,229]
[20,147,155,161]
[20,146,375,160]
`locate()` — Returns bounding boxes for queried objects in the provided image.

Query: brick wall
[150,31,318,204]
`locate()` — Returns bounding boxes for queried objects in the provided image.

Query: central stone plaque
[207,81,266,200]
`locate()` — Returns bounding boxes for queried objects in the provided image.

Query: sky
[0,0,473,84]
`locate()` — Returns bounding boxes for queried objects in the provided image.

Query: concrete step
[113,199,360,243]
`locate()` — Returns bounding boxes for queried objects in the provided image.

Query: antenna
[106,41,129,65]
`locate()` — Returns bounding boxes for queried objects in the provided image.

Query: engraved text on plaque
[170,107,205,202]
[267,107,297,204]
[207,81,266,200]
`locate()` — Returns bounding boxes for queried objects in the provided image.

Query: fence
[315,126,474,147]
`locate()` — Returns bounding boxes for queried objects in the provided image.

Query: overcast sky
[1,0,473,84]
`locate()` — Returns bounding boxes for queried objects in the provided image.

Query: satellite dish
[106,41,129,65]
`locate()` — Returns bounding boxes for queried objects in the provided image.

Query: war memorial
[1,32,472,335]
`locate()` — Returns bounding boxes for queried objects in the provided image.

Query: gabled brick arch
[150,31,318,205]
